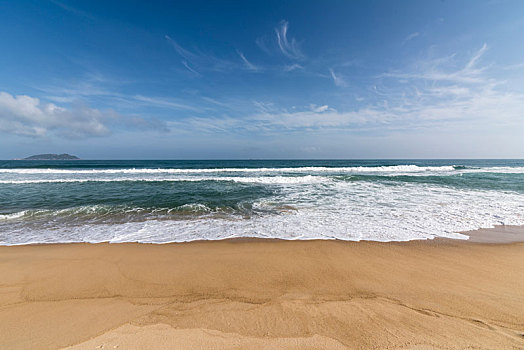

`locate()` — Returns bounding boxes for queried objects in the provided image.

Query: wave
[2,165,524,175]
[0,175,331,185]
[0,165,458,174]
[0,211,28,220]
[1,177,524,245]
[0,203,224,222]
[452,165,468,170]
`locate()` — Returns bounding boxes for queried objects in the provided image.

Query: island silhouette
[22,154,80,160]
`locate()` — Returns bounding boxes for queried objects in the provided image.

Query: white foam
[0,211,27,220]
[0,175,332,184]
[0,165,458,174]
[2,165,524,178]
[1,180,523,245]
[3,164,523,185]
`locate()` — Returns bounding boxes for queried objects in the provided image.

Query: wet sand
[1,229,524,349]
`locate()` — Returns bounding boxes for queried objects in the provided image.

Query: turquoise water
[1,159,523,244]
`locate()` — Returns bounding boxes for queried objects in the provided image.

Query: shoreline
[1,230,524,349]
[2,224,523,248]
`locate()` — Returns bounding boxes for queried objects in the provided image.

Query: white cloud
[165,35,196,62]
[133,95,201,111]
[172,44,524,137]
[329,68,347,87]
[181,60,200,76]
[249,108,383,130]
[252,100,277,113]
[283,63,304,72]
[274,21,304,60]
[0,91,166,138]
[165,35,236,73]
[310,104,330,113]
[464,43,487,71]
[50,0,95,20]
[402,32,420,45]
[503,62,524,70]
[382,44,489,84]
[236,50,259,71]
[37,75,203,113]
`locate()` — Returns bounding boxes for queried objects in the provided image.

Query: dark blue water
[2,158,523,170]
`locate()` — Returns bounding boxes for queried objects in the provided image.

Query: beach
[1,228,524,349]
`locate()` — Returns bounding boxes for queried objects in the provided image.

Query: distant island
[22,154,80,160]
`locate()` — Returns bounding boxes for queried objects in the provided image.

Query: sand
[1,231,524,349]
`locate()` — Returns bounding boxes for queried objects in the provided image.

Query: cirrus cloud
[169,44,524,136]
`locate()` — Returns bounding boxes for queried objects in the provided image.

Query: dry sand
[1,230,524,349]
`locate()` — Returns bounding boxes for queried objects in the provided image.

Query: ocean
[0,159,523,245]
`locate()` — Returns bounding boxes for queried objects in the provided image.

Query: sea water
[0,159,523,245]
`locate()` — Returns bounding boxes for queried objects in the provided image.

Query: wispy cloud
[402,32,420,45]
[283,63,304,72]
[133,95,201,112]
[256,20,305,61]
[165,35,236,73]
[275,20,304,60]
[0,91,167,138]
[502,62,524,70]
[236,50,259,71]
[171,43,524,136]
[252,100,277,113]
[310,104,330,113]
[329,68,347,87]
[36,73,202,113]
[181,60,200,76]
[50,0,95,20]
[201,97,233,109]
[164,35,196,61]
[255,37,272,56]
[382,44,489,84]
[167,22,307,76]
[464,43,487,71]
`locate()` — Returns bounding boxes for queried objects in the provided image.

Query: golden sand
[1,236,524,349]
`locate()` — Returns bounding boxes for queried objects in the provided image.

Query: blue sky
[1,0,523,159]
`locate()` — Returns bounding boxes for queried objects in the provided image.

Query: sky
[1,0,524,159]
